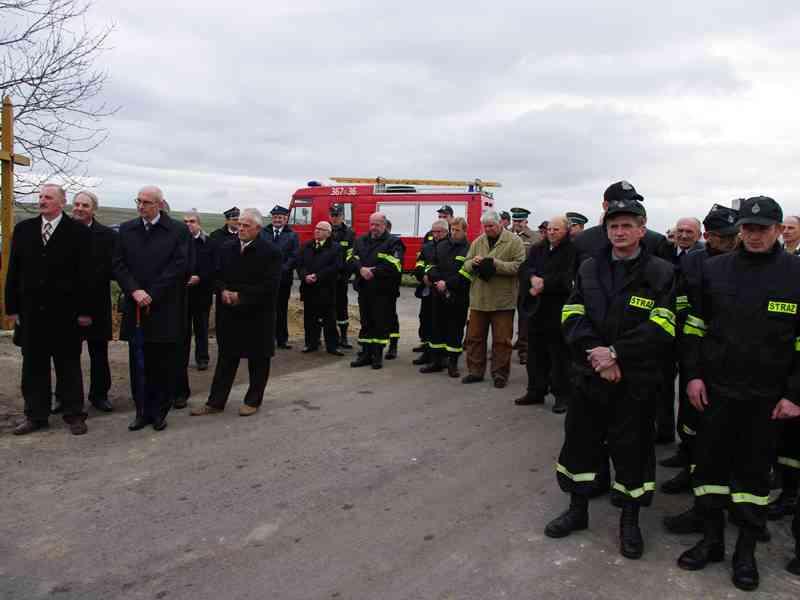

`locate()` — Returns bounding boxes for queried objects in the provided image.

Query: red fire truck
[287,177,500,271]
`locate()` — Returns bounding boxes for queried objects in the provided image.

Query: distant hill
[12,203,227,232]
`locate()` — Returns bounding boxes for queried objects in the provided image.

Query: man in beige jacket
[460,210,526,388]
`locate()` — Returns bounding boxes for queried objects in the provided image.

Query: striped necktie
[42,222,52,246]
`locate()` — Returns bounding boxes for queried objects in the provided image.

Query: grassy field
[12,203,227,232]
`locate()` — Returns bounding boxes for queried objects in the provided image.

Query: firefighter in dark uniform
[419,217,471,376]
[330,204,356,349]
[412,220,448,367]
[348,212,405,369]
[209,206,240,249]
[783,422,800,575]
[384,219,405,360]
[677,196,800,591]
[544,195,676,561]
[261,205,300,349]
[661,204,740,529]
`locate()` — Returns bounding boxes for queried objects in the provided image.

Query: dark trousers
[417,294,432,344]
[55,338,110,405]
[464,309,514,381]
[656,362,677,439]
[23,339,85,421]
[676,369,699,456]
[557,374,657,506]
[429,293,468,355]
[527,326,570,401]
[188,303,210,364]
[514,307,529,356]
[208,353,271,409]
[304,301,339,351]
[357,290,393,346]
[693,384,778,531]
[128,342,176,421]
[335,278,350,327]
[276,278,292,345]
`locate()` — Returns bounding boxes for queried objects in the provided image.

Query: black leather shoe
[514,393,545,406]
[66,417,88,436]
[732,531,759,591]
[678,537,725,570]
[152,416,168,431]
[173,397,188,409]
[197,361,209,371]
[128,416,149,431]
[787,554,800,575]
[461,374,484,384]
[327,349,345,356]
[619,504,644,559]
[411,353,430,366]
[13,418,48,435]
[661,468,692,494]
[412,343,426,353]
[90,397,113,412]
[551,397,568,414]
[663,506,704,534]
[767,490,797,521]
[544,503,589,538]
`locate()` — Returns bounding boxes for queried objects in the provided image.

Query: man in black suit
[209,206,240,249]
[113,185,190,431]
[183,212,214,370]
[297,221,344,355]
[191,209,282,416]
[68,191,117,412]
[260,205,299,349]
[5,184,93,435]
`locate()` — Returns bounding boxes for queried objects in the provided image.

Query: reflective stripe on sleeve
[345,249,354,261]
[676,295,691,311]
[454,255,466,262]
[561,303,586,324]
[683,314,707,337]
[377,252,402,272]
[458,268,474,282]
[555,463,596,482]
[778,456,800,469]
[649,307,676,337]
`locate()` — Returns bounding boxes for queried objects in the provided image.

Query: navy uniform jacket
[261,224,299,284]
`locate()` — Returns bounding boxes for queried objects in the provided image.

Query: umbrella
[131,304,150,419]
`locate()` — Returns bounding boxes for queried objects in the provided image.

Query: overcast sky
[75,1,800,233]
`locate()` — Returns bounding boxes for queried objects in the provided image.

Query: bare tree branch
[0,0,117,198]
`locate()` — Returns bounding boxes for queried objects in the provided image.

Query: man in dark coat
[66,191,117,413]
[330,204,355,348]
[515,215,576,413]
[297,221,344,355]
[113,185,190,431]
[191,209,282,416]
[209,206,240,250]
[5,183,93,435]
[182,212,214,366]
[261,205,299,349]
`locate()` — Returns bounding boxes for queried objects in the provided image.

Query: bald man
[297,221,345,355]
[113,185,191,432]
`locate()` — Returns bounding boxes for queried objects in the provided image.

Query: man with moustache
[6,184,93,435]
[113,185,190,431]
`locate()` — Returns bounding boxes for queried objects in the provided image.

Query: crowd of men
[4,179,800,591]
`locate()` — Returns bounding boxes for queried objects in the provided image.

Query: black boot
[732,529,759,591]
[619,502,644,559]
[385,337,398,360]
[371,345,384,370]
[661,467,692,494]
[420,352,444,373]
[677,509,725,570]
[447,355,460,378]
[544,494,588,538]
[350,345,373,367]
[663,504,704,534]
[338,325,353,349]
[412,351,430,366]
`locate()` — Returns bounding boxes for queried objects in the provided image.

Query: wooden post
[0,97,31,330]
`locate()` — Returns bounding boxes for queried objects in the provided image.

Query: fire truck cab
[287,177,499,272]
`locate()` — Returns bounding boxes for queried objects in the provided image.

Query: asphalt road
[1,288,799,599]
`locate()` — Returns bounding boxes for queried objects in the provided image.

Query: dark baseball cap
[737,196,782,226]
[605,197,646,219]
[437,205,454,216]
[703,204,739,235]
[604,181,644,204]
